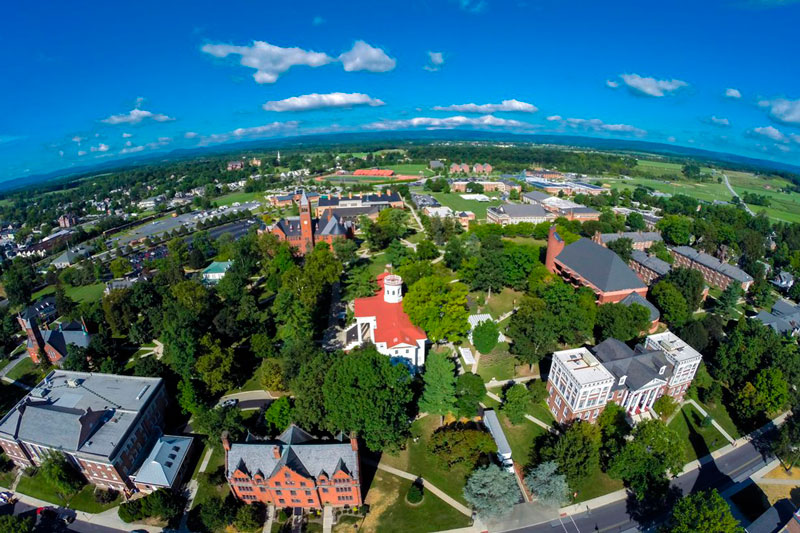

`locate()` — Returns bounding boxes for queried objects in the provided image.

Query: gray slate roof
[592,339,672,391]
[620,292,660,322]
[630,250,672,277]
[522,191,552,203]
[556,238,647,292]
[671,246,753,283]
[600,231,662,244]
[226,425,359,482]
[488,203,552,219]
[753,299,800,335]
[132,435,193,488]
[0,371,163,461]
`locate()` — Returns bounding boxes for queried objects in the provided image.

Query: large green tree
[419,351,457,418]
[666,489,743,533]
[536,421,601,488]
[428,423,496,467]
[651,281,689,327]
[403,276,469,342]
[595,302,651,342]
[463,464,520,518]
[525,461,570,508]
[322,347,413,451]
[502,384,531,425]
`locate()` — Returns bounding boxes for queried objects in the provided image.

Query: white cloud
[312,16,325,25]
[102,108,174,125]
[120,145,145,154]
[263,92,384,112]
[364,114,526,131]
[122,132,132,138]
[58,150,64,157]
[71,136,84,143]
[424,51,445,72]
[791,133,800,144]
[77,150,87,156]
[457,0,488,13]
[200,121,300,144]
[618,74,688,97]
[433,99,537,113]
[709,116,731,126]
[606,80,619,88]
[725,88,742,99]
[90,143,109,152]
[758,97,800,124]
[184,131,199,139]
[546,115,562,121]
[339,41,396,72]
[667,136,677,142]
[752,125,787,142]
[125,140,133,146]
[202,41,333,83]
[549,116,647,136]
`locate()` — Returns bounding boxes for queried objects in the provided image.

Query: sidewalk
[685,398,736,444]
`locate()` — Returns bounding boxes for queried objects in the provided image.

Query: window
[290,490,297,496]
[308,499,314,504]
[279,499,285,504]
[275,490,282,495]
[322,488,328,493]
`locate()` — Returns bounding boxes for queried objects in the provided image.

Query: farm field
[634,159,715,176]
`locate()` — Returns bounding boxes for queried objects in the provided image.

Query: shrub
[502,383,530,425]
[235,503,264,531]
[529,380,547,404]
[117,489,184,524]
[653,396,679,420]
[472,320,499,354]
[406,483,424,504]
[94,488,118,504]
[701,416,713,428]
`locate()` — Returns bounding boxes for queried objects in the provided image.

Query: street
[0,500,126,533]
[508,430,775,533]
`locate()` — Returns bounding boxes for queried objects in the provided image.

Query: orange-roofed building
[346,273,427,370]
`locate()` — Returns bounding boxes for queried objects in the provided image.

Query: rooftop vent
[135,385,149,400]
[658,340,675,352]
[582,352,600,367]
[66,378,81,388]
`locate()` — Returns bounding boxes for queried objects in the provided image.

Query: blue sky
[2,0,800,181]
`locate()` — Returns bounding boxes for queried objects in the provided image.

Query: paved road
[508,431,775,533]
[0,501,125,533]
[723,174,755,216]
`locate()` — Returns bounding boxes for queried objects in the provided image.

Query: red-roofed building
[347,273,427,369]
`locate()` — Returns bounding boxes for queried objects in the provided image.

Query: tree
[653,395,679,420]
[2,258,36,306]
[773,409,800,469]
[291,352,332,432]
[651,281,689,327]
[260,358,286,391]
[607,237,633,262]
[193,406,246,449]
[444,237,466,270]
[666,489,743,533]
[472,319,499,354]
[663,268,706,310]
[332,239,358,265]
[525,461,569,507]
[419,351,457,418]
[54,284,76,320]
[597,402,630,468]
[109,257,132,278]
[416,239,440,261]
[626,212,646,231]
[344,265,378,300]
[736,368,789,421]
[428,424,496,467]
[40,452,84,496]
[715,284,742,319]
[609,419,683,500]
[323,346,413,451]
[595,302,651,342]
[235,503,264,531]
[264,396,292,435]
[403,276,469,342]
[463,464,520,518]
[537,421,601,488]
[455,373,485,418]
[507,297,558,370]
[657,215,692,245]
[195,335,235,394]
[0,515,33,533]
[502,384,530,425]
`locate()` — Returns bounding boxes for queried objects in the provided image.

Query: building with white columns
[546,330,701,425]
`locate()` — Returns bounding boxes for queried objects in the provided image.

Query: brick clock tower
[299,192,314,253]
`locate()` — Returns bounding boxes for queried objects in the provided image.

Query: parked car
[219,398,238,409]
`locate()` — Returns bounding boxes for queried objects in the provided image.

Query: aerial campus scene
[1,2,800,533]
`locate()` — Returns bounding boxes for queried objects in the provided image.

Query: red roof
[354,277,427,348]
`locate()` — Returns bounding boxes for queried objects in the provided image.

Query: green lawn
[32,282,105,304]
[495,410,546,468]
[214,190,266,207]
[668,405,728,462]
[0,359,10,373]
[191,445,229,509]
[486,288,522,319]
[367,252,390,276]
[367,470,471,533]
[424,191,504,219]
[16,472,120,512]
[503,236,547,248]
[0,467,17,489]
[476,343,518,383]
[572,469,624,503]
[6,358,46,387]
[527,400,555,426]
[388,164,434,176]
[381,417,471,505]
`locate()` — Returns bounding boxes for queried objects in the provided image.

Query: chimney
[221,431,231,452]
[592,231,602,245]
[545,226,565,273]
[348,192,352,199]
[350,433,358,452]
[272,446,282,459]
[386,188,391,196]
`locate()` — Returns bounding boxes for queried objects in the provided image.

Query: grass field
[668,405,728,462]
[573,469,624,503]
[387,164,435,176]
[32,282,105,304]
[191,445,229,509]
[214,190,266,207]
[635,159,715,176]
[16,473,121,512]
[7,358,47,387]
[496,410,546,467]
[417,190,504,219]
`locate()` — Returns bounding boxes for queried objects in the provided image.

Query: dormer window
[618,375,627,386]
[659,365,666,375]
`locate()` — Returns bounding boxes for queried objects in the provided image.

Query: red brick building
[225,426,362,510]
[17,314,90,364]
[545,226,648,304]
[669,246,753,292]
[267,192,352,255]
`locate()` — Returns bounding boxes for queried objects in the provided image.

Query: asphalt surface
[0,500,126,533]
[509,430,775,533]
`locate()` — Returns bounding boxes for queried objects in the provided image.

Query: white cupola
[383,274,403,304]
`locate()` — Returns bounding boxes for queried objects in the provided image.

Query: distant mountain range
[2,130,799,194]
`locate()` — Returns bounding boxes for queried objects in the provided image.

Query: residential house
[224,426,362,509]
[53,245,92,269]
[201,261,233,285]
[545,227,648,303]
[772,271,795,292]
[486,203,555,225]
[546,330,701,424]
[18,315,90,364]
[754,299,800,337]
[137,196,165,210]
[451,181,520,194]
[0,371,168,493]
[347,273,427,370]
[20,296,58,325]
[521,191,600,221]
[250,158,262,167]
[669,246,753,291]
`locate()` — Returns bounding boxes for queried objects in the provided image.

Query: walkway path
[723,173,755,216]
[686,398,736,444]
[366,459,472,517]
[484,390,553,433]
[0,349,28,379]
[322,505,334,533]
